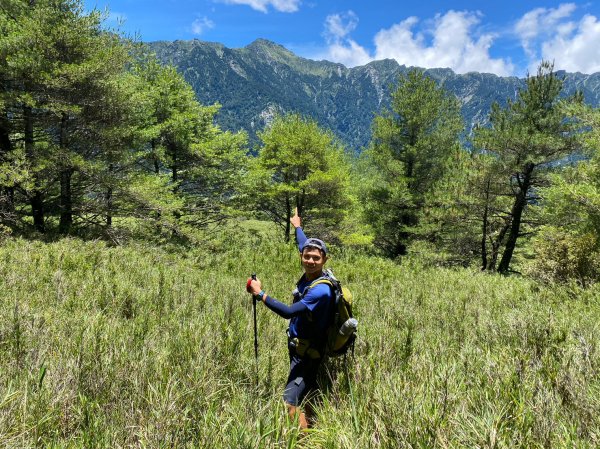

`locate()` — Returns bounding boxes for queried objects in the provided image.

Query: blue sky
[84,0,600,76]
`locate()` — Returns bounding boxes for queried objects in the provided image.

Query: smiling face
[301,247,327,279]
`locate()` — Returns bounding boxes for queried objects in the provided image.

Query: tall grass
[0,225,599,448]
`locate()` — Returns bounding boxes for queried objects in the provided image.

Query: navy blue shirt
[288,275,333,345]
[262,227,333,347]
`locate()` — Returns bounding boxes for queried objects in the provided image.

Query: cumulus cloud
[325,41,372,68]
[222,0,300,13]
[320,11,371,67]
[373,11,513,75]
[191,16,215,35]
[515,4,600,74]
[540,15,600,73]
[319,10,513,75]
[515,3,577,58]
[324,11,359,41]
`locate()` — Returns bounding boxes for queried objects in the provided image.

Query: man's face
[301,247,327,276]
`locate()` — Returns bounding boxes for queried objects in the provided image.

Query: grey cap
[301,238,328,255]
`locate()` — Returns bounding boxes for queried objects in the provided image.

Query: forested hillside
[149,38,600,149]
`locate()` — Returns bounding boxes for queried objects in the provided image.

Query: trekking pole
[251,274,259,387]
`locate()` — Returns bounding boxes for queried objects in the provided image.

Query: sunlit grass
[0,226,599,447]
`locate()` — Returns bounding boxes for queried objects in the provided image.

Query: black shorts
[283,351,323,406]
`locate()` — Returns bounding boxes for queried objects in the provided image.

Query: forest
[2,1,600,448]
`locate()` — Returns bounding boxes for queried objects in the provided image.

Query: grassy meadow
[1,224,600,448]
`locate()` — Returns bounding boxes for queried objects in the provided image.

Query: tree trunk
[498,163,534,273]
[31,192,45,232]
[106,188,113,227]
[486,215,511,271]
[296,190,305,218]
[480,178,490,271]
[58,169,73,234]
[0,113,15,217]
[24,105,45,233]
[285,193,291,242]
[105,163,114,227]
[152,139,159,174]
[58,114,73,234]
[0,113,11,156]
[170,142,178,184]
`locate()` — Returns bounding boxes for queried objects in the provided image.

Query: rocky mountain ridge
[149,38,600,149]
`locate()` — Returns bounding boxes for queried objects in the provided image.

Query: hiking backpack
[307,269,358,357]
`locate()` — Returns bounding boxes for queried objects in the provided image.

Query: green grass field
[1,225,600,448]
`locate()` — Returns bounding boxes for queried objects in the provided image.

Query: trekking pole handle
[251,274,258,301]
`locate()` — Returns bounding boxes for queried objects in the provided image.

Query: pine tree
[527,102,599,284]
[248,113,350,241]
[474,62,581,273]
[363,69,463,257]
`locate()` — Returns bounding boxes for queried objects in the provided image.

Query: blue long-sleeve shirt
[296,226,308,252]
[262,226,334,345]
[263,226,309,318]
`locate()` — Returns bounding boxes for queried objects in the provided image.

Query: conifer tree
[527,103,599,284]
[134,57,248,230]
[474,62,581,273]
[363,69,463,257]
[249,113,350,241]
[0,0,136,234]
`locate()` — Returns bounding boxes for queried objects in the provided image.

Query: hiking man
[246,209,333,429]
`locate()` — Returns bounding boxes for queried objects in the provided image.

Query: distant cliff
[149,38,600,149]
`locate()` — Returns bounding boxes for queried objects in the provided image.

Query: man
[246,209,333,430]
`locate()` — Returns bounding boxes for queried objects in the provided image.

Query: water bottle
[333,318,358,351]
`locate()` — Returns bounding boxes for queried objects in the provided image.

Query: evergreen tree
[248,113,350,241]
[0,0,136,234]
[134,57,248,231]
[474,62,581,273]
[527,103,599,285]
[363,69,463,257]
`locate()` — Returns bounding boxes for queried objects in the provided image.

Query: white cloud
[325,41,372,68]
[191,16,215,35]
[540,15,600,73]
[515,4,600,74]
[324,11,359,41]
[373,11,513,75]
[515,3,577,58]
[318,10,513,75]
[319,11,371,67]
[222,0,300,13]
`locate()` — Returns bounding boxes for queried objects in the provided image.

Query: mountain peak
[246,38,280,48]
[245,38,292,55]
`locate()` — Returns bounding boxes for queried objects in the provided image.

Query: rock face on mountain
[149,38,600,150]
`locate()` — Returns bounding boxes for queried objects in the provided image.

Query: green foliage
[416,148,486,266]
[0,1,248,242]
[248,113,350,241]
[526,226,600,286]
[1,235,600,447]
[363,69,463,257]
[527,103,600,284]
[473,61,582,273]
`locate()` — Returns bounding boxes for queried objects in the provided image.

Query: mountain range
[149,38,600,150]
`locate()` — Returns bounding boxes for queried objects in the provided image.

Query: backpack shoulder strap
[305,278,333,291]
[299,275,334,298]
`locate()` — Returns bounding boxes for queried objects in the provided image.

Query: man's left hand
[246,278,262,296]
